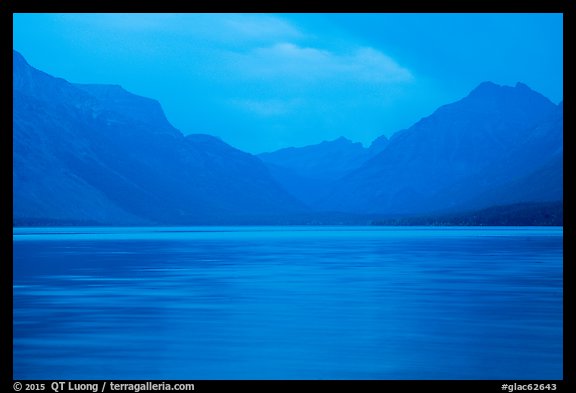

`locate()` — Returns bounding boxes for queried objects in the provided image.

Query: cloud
[232,98,302,116]
[54,14,412,86]
[228,42,414,84]
[57,13,177,32]
[58,13,303,45]
[217,14,303,42]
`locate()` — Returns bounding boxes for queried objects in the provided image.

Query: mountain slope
[258,136,388,205]
[13,50,305,225]
[321,82,561,215]
[429,101,563,211]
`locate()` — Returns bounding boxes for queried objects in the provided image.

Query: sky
[13,13,563,154]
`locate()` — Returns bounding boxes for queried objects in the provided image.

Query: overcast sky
[13,13,563,154]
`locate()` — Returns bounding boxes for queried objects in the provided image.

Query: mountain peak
[515,81,531,90]
[321,136,353,145]
[457,81,554,118]
[476,80,500,89]
[468,81,542,99]
[469,81,501,95]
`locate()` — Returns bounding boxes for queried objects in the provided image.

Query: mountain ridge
[13,50,306,225]
[318,80,561,215]
[258,135,389,205]
[13,49,562,225]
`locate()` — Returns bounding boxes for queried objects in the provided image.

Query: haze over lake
[13,226,562,379]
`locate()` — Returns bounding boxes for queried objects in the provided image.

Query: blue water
[13,226,562,380]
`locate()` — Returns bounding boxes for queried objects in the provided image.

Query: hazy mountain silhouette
[13,50,562,225]
[320,81,562,215]
[13,50,305,225]
[258,136,388,205]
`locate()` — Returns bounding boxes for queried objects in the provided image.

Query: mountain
[13,49,562,225]
[73,83,181,137]
[13,50,305,225]
[321,81,562,215]
[429,100,563,211]
[258,136,388,205]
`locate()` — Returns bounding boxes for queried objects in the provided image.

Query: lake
[13,226,562,380]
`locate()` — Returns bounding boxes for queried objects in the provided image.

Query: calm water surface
[13,226,562,379]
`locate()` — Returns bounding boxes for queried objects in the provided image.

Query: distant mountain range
[289,81,561,216]
[258,136,388,205]
[13,50,562,225]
